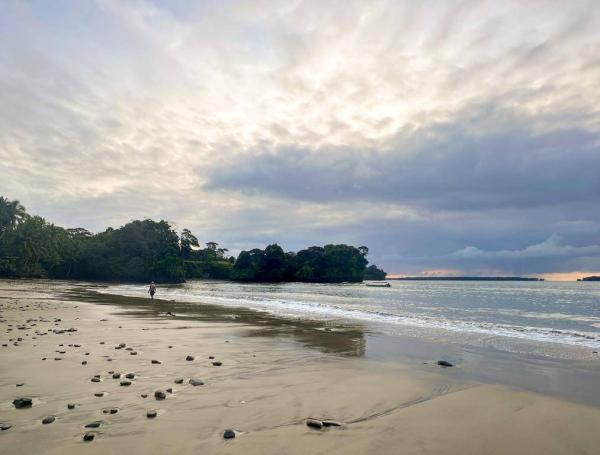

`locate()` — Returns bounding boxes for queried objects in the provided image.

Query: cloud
[451,235,600,260]
[203,116,600,210]
[0,0,599,276]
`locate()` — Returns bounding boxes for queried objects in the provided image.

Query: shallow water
[99,280,600,359]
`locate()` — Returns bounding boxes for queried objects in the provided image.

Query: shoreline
[1,279,600,454]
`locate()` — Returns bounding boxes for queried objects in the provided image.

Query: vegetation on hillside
[0,196,386,283]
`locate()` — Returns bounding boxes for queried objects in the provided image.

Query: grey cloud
[204,117,600,211]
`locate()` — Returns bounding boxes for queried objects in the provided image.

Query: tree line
[0,196,386,283]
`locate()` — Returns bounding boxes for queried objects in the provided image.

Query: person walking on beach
[149,281,156,300]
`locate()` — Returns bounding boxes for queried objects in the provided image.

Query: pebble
[306,419,323,429]
[208,356,215,359]
[120,380,132,386]
[186,355,194,361]
[103,408,118,414]
[112,373,121,379]
[130,351,137,355]
[223,429,236,439]
[125,373,135,379]
[437,360,454,367]
[166,388,173,394]
[42,415,56,424]
[189,379,204,386]
[154,391,166,400]
[83,432,95,442]
[212,361,222,366]
[151,360,161,364]
[85,421,102,428]
[147,410,157,419]
[13,397,32,409]
[174,378,184,384]
[141,394,148,398]
[94,392,105,397]
[91,377,101,383]
[1,423,12,431]
[322,420,342,427]
[16,383,24,387]
[67,403,76,409]
[82,361,88,365]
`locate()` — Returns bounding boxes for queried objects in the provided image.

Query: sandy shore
[1,280,600,454]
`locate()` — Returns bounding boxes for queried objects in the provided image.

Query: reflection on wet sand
[65,286,367,357]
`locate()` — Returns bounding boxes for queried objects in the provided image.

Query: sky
[1,0,599,279]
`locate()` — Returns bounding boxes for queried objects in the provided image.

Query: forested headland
[0,196,386,284]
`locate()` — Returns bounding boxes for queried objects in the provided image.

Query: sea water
[100,280,600,357]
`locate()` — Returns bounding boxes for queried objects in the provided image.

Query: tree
[0,197,28,238]
[363,265,387,280]
[180,228,199,259]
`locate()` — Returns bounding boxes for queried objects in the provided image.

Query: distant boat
[365,282,391,287]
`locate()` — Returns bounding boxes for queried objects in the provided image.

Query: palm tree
[0,196,28,237]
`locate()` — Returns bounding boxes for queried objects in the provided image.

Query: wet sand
[1,279,600,454]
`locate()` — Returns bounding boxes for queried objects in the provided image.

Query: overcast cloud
[1,0,599,277]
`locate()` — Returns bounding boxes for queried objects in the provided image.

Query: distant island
[390,276,544,281]
[0,196,386,284]
[578,276,600,281]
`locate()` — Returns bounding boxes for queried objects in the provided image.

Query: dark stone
[189,379,204,386]
[85,421,102,428]
[141,394,148,398]
[120,380,132,386]
[94,392,105,397]
[91,377,101,383]
[42,415,56,424]
[112,373,121,379]
[125,373,135,379]
[16,383,24,387]
[223,429,235,439]
[185,355,194,361]
[119,343,126,348]
[208,356,215,359]
[67,403,76,409]
[1,423,12,431]
[109,408,118,414]
[174,378,183,384]
[147,410,157,419]
[212,361,222,366]
[13,397,32,409]
[81,361,87,365]
[322,420,342,427]
[437,360,454,367]
[154,391,166,400]
[130,351,137,355]
[83,432,95,441]
[306,419,323,429]
[151,360,161,364]
[166,388,173,394]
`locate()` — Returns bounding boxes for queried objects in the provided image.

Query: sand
[1,279,600,454]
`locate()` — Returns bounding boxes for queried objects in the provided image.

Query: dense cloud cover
[1,0,599,277]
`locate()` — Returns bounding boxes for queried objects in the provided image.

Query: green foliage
[0,197,184,283]
[233,243,376,283]
[0,195,386,284]
[363,264,387,280]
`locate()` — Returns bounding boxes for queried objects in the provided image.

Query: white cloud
[0,0,599,274]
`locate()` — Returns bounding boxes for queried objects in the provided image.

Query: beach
[1,279,600,454]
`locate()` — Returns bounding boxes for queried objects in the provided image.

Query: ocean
[99,279,600,360]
